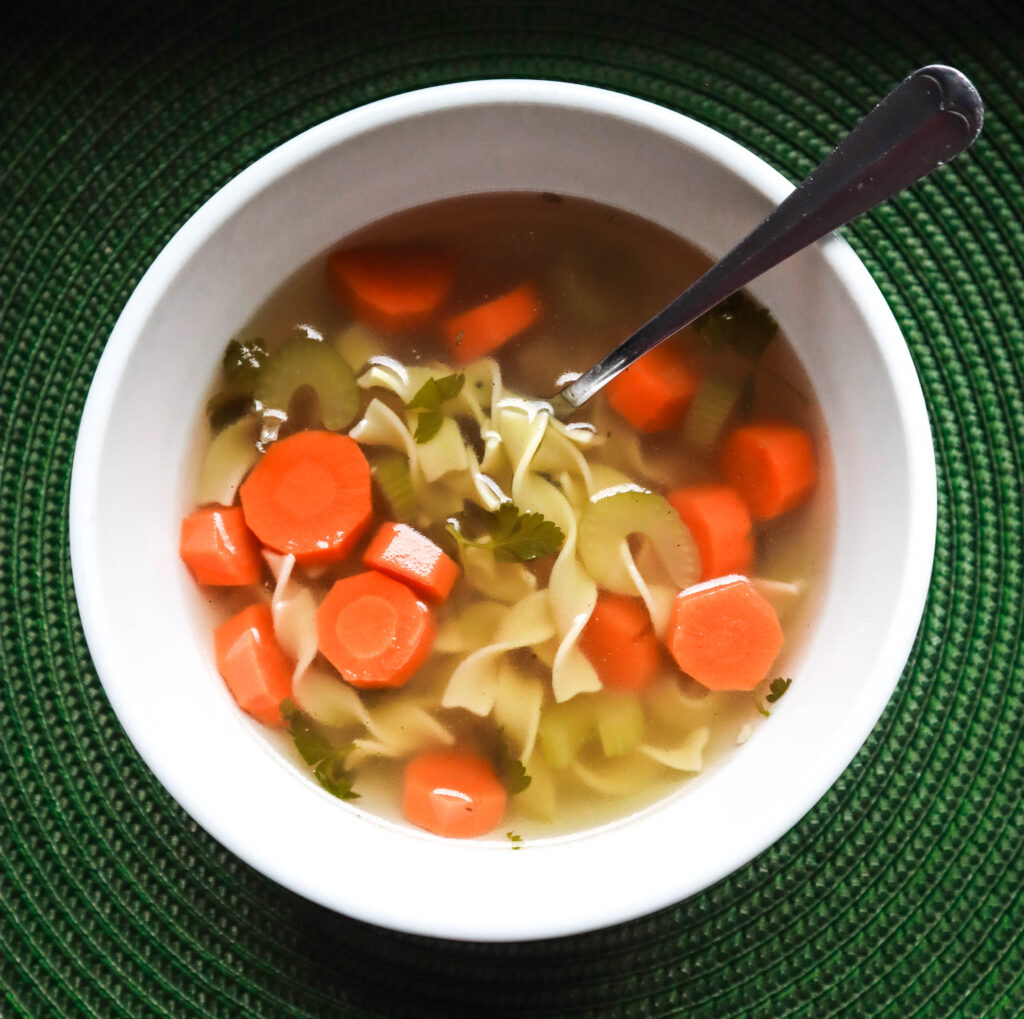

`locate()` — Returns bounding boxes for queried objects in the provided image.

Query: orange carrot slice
[214,603,293,726]
[403,750,507,838]
[579,594,661,692]
[362,522,460,602]
[328,245,455,332]
[668,484,754,581]
[442,282,540,364]
[720,422,816,520]
[239,430,372,566]
[179,505,263,586]
[317,570,436,689]
[666,576,783,691]
[604,342,700,433]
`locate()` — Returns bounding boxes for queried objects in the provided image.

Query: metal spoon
[550,64,983,418]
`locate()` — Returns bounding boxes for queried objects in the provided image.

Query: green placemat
[3,2,1022,1015]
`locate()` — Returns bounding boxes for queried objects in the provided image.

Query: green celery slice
[538,697,595,770]
[595,691,645,758]
[577,486,699,594]
[368,449,417,522]
[683,372,744,449]
[255,335,359,443]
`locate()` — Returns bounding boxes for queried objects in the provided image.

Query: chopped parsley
[754,676,792,717]
[447,502,565,563]
[281,698,359,800]
[695,292,777,359]
[222,337,269,389]
[493,728,532,795]
[407,372,465,443]
[506,831,524,849]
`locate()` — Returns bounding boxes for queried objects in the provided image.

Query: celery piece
[578,486,699,594]
[552,253,615,327]
[255,335,359,443]
[538,697,595,770]
[683,373,744,449]
[333,321,383,373]
[368,450,417,522]
[595,691,645,758]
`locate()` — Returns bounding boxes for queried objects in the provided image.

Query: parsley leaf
[406,373,465,443]
[413,409,444,444]
[281,699,360,800]
[447,502,565,563]
[753,676,792,717]
[695,292,777,358]
[491,727,532,795]
[222,337,268,389]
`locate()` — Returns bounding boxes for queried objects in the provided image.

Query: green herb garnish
[281,698,359,800]
[222,337,269,389]
[447,502,565,563]
[754,676,792,717]
[506,831,524,849]
[206,391,255,432]
[695,292,777,359]
[493,728,532,795]
[407,372,465,443]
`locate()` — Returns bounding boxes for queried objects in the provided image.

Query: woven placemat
[3,2,1022,1015]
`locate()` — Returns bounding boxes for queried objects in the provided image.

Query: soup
[178,193,826,840]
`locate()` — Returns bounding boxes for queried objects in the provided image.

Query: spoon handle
[552,64,983,416]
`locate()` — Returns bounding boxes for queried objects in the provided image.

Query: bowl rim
[70,78,937,941]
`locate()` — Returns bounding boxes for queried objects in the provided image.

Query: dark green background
[3,1,1022,1015]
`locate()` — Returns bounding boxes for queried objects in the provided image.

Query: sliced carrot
[668,484,754,582]
[179,505,263,586]
[442,282,540,364]
[403,750,507,838]
[239,430,372,566]
[579,594,661,692]
[604,341,700,433]
[362,522,460,602]
[317,570,436,689]
[666,576,783,691]
[328,245,455,332]
[720,422,816,520]
[214,603,293,726]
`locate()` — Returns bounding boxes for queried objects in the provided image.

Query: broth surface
[188,192,829,840]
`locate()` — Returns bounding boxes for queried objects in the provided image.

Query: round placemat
[3,1,1022,1015]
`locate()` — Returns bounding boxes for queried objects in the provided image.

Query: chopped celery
[538,697,595,770]
[255,335,359,444]
[333,321,382,373]
[595,691,645,758]
[695,291,777,358]
[578,486,699,594]
[683,372,744,449]
[368,449,417,521]
[551,251,616,327]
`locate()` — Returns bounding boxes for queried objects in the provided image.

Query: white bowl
[70,80,936,941]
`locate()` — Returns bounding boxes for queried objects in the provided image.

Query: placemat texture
[2,1,1022,1015]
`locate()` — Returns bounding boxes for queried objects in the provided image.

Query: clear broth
[194,192,830,839]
